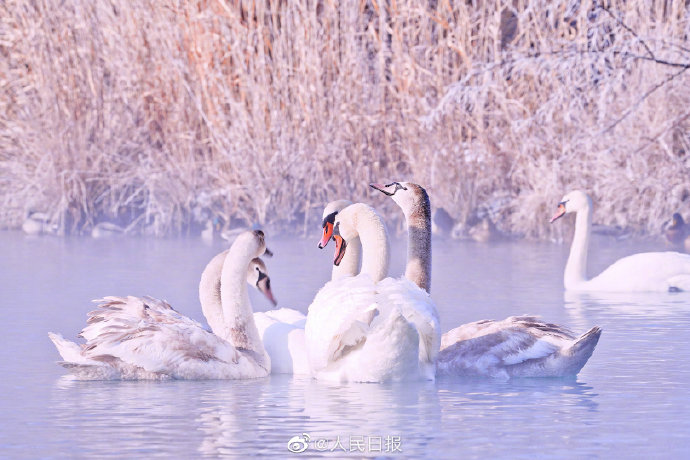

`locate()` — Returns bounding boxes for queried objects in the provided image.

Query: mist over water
[1,232,689,458]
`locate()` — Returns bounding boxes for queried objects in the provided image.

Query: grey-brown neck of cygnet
[405,188,432,293]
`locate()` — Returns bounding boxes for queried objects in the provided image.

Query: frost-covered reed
[1,0,688,238]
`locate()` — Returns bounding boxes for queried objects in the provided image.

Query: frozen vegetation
[0,0,688,238]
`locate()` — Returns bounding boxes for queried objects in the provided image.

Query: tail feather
[48,332,99,366]
[562,326,602,375]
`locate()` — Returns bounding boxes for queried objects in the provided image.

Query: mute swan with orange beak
[307,202,431,382]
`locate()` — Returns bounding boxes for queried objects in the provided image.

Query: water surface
[1,231,689,458]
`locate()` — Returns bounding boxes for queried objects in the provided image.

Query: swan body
[49,230,273,380]
[437,316,601,379]
[306,274,420,382]
[551,190,690,292]
[253,309,309,375]
[306,202,431,382]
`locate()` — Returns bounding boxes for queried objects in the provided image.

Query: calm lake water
[1,230,689,458]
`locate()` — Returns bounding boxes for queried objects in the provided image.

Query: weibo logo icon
[287,433,310,453]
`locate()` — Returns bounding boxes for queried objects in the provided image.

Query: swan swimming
[306,202,428,382]
[437,317,601,379]
[48,230,275,380]
[370,181,601,379]
[368,182,441,378]
[551,190,690,292]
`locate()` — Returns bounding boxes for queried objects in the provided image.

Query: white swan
[551,190,690,292]
[370,182,601,379]
[48,230,274,380]
[368,182,441,378]
[305,203,429,382]
[197,200,360,375]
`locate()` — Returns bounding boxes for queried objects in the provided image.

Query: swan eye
[321,211,337,228]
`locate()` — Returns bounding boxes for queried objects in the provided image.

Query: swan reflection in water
[195,376,441,457]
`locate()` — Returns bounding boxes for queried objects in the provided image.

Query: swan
[368,182,441,377]
[551,190,690,292]
[201,216,223,243]
[197,200,360,375]
[305,202,427,382]
[48,230,274,380]
[370,181,601,379]
[437,317,601,379]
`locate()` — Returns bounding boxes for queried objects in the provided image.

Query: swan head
[233,229,273,258]
[247,258,277,306]
[318,200,353,249]
[369,181,430,219]
[330,204,367,266]
[550,190,592,223]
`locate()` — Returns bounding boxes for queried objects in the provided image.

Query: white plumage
[49,230,273,380]
[552,190,690,292]
[305,203,435,382]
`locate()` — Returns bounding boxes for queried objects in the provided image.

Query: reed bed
[1,0,688,238]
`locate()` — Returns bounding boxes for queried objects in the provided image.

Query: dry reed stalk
[0,0,688,239]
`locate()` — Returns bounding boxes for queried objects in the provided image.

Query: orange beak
[318,222,334,249]
[550,203,566,223]
[333,235,347,266]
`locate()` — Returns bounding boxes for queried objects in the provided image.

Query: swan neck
[219,245,268,362]
[351,206,390,282]
[565,205,591,289]
[199,250,227,335]
[331,235,361,280]
[403,196,432,293]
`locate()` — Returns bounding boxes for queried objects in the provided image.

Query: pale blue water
[1,231,689,458]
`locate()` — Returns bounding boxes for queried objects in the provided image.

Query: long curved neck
[346,204,390,282]
[402,194,432,293]
[199,250,228,335]
[219,245,267,362]
[564,204,592,289]
[331,235,361,280]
